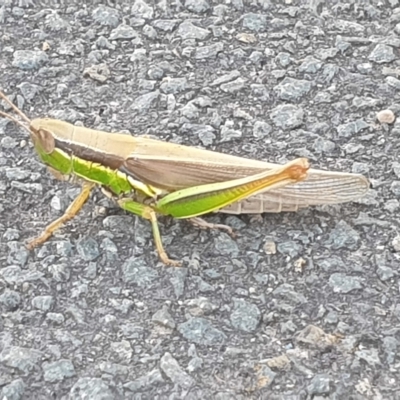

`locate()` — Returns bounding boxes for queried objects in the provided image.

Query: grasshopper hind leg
[27,181,96,250]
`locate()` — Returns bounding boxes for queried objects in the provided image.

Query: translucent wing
[122,137,370,213]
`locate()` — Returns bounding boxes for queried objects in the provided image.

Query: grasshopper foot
[159,251,182,267]
[189,217,236,238]
[26,235,48,250]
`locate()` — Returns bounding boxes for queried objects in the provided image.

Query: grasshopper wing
[123,137,369,212]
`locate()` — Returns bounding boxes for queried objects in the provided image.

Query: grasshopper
[0,90,370,266]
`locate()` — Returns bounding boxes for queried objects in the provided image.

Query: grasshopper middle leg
[117,198,182,267]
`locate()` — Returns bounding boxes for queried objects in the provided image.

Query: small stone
[391,181,400,197]
[263,240,276,255]
[12,50,48,70]
[195,43,224,59]
[147,67,164,80]
[337,119,369,138]
[392,234,400,252]
[307,374,332,396]
[76,237,100,261]
[0,346,44,373]
[160,77,188,94]
[131,90,159,113]
[44,11,70,31]
[265,354,290,370]
[92,5,120,27]
[243,12,267,32]
[295,325,338,348]
[96,35,115,50]
[313,137,335,153]
[11,181,43,194]
[32,295,54,312]
[220,78,246,94]
[122,257,159,287]
[70,378,114,399]
[143,24,157,39]
[327,220,360,250]
[377,109,395,124]
[384,199,399,213]
[273,283,307,304]
[377,265,395,281]
[369,44,397,64]
[3,228,20,241]
[232,0,244,10]
[124,369,164,392]
[274,77,312,101]
[110,24,138,40]
[7,242,29,266]
[220,123,242,142]
[177,21,209,40]
[382,337,398,365]
[192,276,215,293]
[270,104,304,130]
[387,76,400,90]
[214,232,239,256]
[298,56,323,73]
[178,317,227,345]
[185,297,218,316]
[46,313,65,324]
[0,290,21,312]
[325,310,339,324]
[185,0,211,13]
[169,268,188,298]
[276,52,292,68]
[18,82,40,101]
[230,298,261,332]
[236,32,257,44]
[152,19,179,32]
[43,359,75,382]
[253,121,272,138]
[210,71,241,87]
[83,63,110,83]
[277,241,303,258]
[152,306,176,329]
[1,379,25,400]
[111,340,133,362]
[329,273,363,293]
[256,365,276,389]
[355,348,381,366]
[251,84,270,101]
[131,0,154,19]
[352,162,370,175]
[357,62,373,74]
[160,352,195,389]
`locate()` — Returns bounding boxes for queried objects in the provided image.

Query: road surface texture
[1,0,399,399]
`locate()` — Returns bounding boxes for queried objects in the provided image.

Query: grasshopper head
[30,118,74,154]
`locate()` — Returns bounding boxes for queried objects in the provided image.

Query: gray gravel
[0,1,400,399]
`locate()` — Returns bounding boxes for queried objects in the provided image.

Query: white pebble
[377,109,395,124]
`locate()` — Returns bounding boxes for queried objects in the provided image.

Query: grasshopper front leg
[117,198,182,267]
[27,181,96,250]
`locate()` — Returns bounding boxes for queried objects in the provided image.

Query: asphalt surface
[1,1,400,399]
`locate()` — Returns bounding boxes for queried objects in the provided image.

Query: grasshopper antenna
[0,90,32,135]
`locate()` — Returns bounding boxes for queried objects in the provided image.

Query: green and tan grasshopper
[0,90,370,266]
